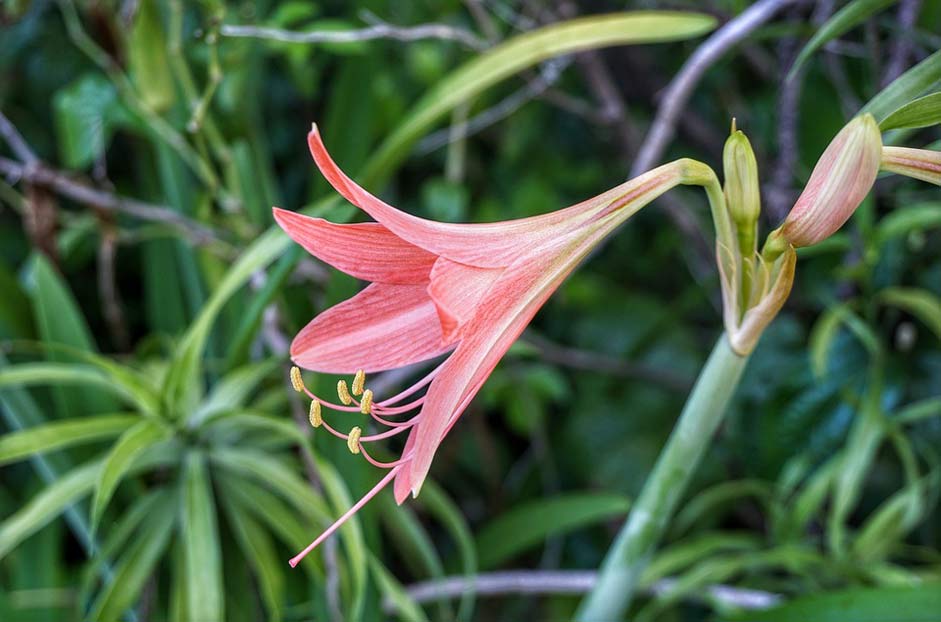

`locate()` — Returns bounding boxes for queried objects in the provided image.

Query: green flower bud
[723,124,761,255]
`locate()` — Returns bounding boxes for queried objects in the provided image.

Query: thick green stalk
[576,334,749,621]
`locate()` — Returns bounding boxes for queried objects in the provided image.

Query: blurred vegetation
[1,1,940,621]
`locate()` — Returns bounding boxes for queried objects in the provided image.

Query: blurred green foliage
[1,1,940,621]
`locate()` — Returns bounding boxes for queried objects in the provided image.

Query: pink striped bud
[777,114,882,247]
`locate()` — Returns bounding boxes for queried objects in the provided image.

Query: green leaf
[315,455,368,620]
[895,396,941,423]
[877,287,941,339]
[181,453,224,622]
[724,584,941,622]
[0,460,100,559]
[52,74,125,169]
[0,262,33,339]
[808,303,880,378]
[876,203,941,245]
[880,91,941,130]
[222,246,302,371]
[127,0,174,111]
[87,492,176,622]
[369,555,430,622]
[418,482,478,620]
[0,414,138,465]
[0,363,144,408]
[218,490,284,622]
[91,419,169,529]
[670,480,772,537]
[863,49,941,120]
[190,360,279,425]
[210,448,331,522]
[22,253,119,417]
[215,474,326,582]
[788,0,898,81]
[477,493,630,569]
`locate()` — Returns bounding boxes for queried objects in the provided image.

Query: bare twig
[416,58,570,154]
[0,157,227,250]
[384,570,782,612]
[0,111,39,165]
[766,1,835,223]
[522,332,692,392]
[97,226,130,351]
[631,0,800,177]
[882,0,922,87]
[220,16,487,51]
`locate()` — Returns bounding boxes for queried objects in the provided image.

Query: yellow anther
[337,380,352,405]
[352,369,366,396]
[309,400,322,428]
[347,426,362,454]
[359,389,374,414]
[290,366,304,393]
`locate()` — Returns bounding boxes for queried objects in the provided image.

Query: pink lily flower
[277,125,718,567]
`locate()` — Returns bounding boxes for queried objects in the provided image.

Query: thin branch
[766,1,835,223]
[631,0,800,177]
[220,15,487,51]
[0,157,227,251]
[415,58,570,154]
[882,0,922,87]
[385,570,782,612]
[0,111,39,165]
[522,332,693,392]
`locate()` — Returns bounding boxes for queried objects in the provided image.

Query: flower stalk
[576,334,748,621]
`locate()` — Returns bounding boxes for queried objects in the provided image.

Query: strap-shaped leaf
[880,91,941,130]
[0,459,100,559]
[788,0,898,81]
[87,492,176,622]
[181,452,224,622]
[0,414,138,465]
[91,419,169,529]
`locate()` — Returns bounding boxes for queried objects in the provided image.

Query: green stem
[576,334,749,621]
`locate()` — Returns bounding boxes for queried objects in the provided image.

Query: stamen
[351,369,366,396]
[290,366,305,393]
[337,380,352,405]
[289,465,402,567]
[347,426,362,454]
[360,444,414,469]
[377,361,445,407]
[309,400,322,428]
[371,396,426,416]
[370,410,416,428]
[359,390,374,414]
[360,424,413,442]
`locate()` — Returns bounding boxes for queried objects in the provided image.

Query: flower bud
[777,114,882,247]
[880,146,941,186]
[723,126,761,235]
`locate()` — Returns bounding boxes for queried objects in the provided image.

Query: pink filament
[360,444,413,469]
[289,465,402,567]
[376,362,445,407]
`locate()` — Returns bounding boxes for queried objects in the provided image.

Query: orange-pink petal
[308,126,625,268]
[427,257,504,342]
[397,231,596,497]
[291,282,456,374]
[273,207,437,284]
